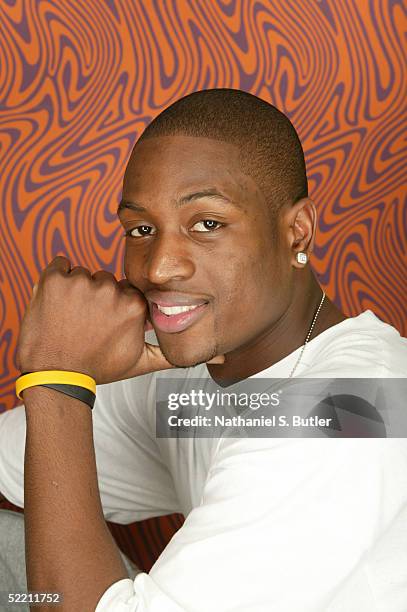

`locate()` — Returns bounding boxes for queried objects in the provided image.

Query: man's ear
[286,197,317,267]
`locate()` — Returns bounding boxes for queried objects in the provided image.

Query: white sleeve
[0,404,26,507]
[0,374,181,523]
[95,437,407,611]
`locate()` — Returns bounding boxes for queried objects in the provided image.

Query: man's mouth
[150,301,209,333]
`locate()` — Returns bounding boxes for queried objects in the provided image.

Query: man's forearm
[23,385,128,610]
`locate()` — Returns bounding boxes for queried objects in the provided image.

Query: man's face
[119,135,291,367]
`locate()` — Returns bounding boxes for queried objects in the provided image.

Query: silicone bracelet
[39,383,95,409]
[16,370,96,401]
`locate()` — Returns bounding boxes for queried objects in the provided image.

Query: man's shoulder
[144,315,407,380]
[305,310,407,378]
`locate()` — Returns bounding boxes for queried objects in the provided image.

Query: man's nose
[142,232,195,284]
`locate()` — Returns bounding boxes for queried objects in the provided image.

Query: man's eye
[191,220,223,232]
[124,225,156,237]
[123,220,223,238]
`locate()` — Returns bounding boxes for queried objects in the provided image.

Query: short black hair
[138,88,308,216]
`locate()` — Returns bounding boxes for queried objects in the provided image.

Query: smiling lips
[156,304,200,316]
[144,289,210,333]
[150,301,209,333]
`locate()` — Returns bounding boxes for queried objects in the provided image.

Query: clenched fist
[16,256,175,384]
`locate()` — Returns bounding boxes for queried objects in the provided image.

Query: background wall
[1,1,406,410]
[0,0,406,571]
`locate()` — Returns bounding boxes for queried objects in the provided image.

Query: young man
[0,89,406,611]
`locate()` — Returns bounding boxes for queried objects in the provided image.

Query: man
[0,89,406,611]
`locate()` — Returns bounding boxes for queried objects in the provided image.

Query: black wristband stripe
[40,383,96,409]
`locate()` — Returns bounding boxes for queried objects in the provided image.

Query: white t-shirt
[1,310,406,611]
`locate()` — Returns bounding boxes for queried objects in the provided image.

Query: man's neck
[207,274,346,386]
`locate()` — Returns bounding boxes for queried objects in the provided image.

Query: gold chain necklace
[288,291,326,378]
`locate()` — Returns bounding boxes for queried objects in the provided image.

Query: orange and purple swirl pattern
[1,0,406,410]
[0,0,406,570]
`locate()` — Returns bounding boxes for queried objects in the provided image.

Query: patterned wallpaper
[1,0,406,411]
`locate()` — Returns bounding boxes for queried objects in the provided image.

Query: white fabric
[0,310,406,611]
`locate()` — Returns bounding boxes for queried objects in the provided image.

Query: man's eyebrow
[118,189,243,215]
[117,200,146,214]
[176,188,237,207]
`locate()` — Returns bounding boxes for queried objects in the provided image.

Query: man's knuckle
[70,266,91,277]
[48,255,71,272]
[70,274,91,288]
[51,255,68,265]
[44,268,62,284]
[93,270,116,284]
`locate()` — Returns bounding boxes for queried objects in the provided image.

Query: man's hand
[16,256,178,384]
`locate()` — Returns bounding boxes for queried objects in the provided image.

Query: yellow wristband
[16,370,96,400]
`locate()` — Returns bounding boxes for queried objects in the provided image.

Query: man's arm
[0,385,181,524]
[13,255,187,609]
[23,385,129,610]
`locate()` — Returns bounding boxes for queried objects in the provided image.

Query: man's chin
[158,339,218,369]
[164,353,215,369]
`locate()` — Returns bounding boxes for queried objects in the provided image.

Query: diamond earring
[296,252,308,265]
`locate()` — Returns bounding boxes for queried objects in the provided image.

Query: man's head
[138,88,308,223]
[119,89,316,368]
